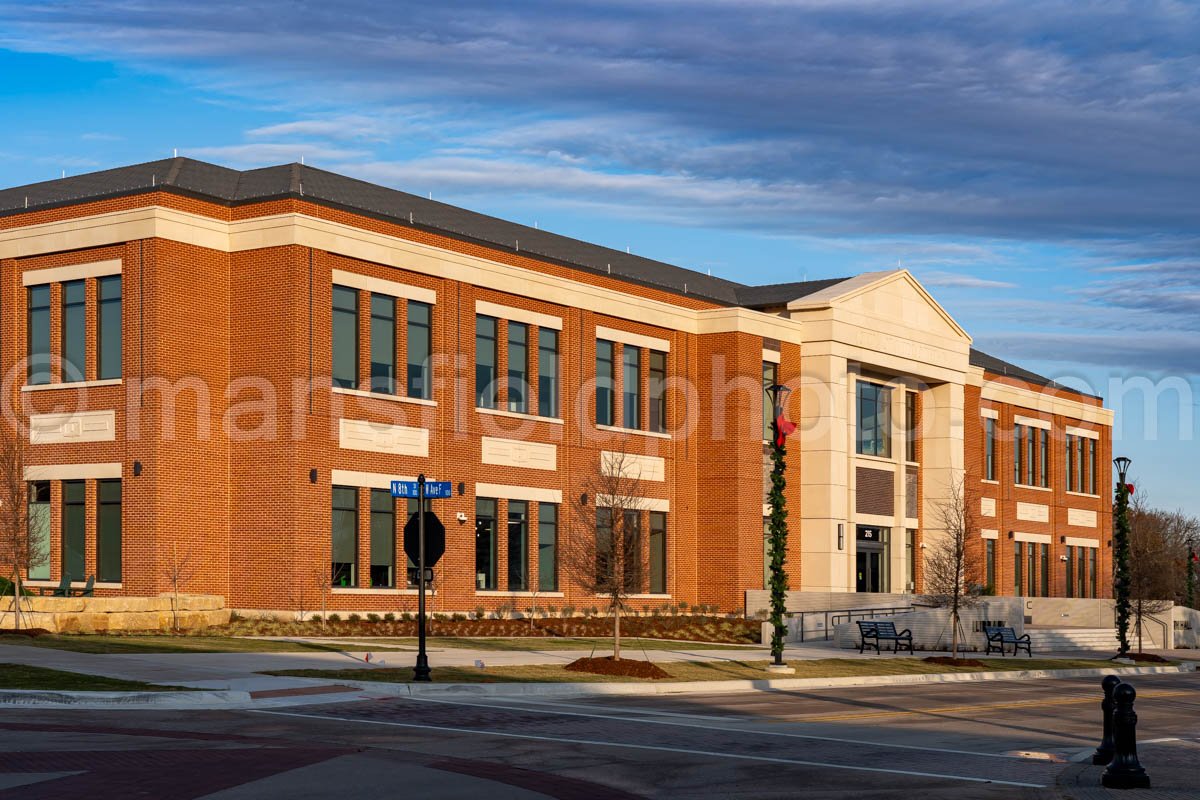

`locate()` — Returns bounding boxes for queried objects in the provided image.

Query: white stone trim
[1067,508,1098,528]
[25,462,121,480]
[980,407,999,420]
[332,387,437,407]
[596,494,670,512]
[22,259,121,286]
[1065,536,1100,548]
[762,504,771,517]
[330,469,417,490]
[980,497,997,517]
[22,379,122,392]
[481,437,557,471]
[595,325,670,353]
[1016,502,1049,523]
[339,418,429,457]
[600,451,665,482]
[29,411,115,444]
[475,300,563,331]
[981,529,999,540]
[331,269,436,304]
[1014,531,1052,544]
[762,348,781,364]
[476,407,564,425]
[1066,425,1100,440]
[475,483,562,504]
[1013,414,1052,430]
[595,424,671,440]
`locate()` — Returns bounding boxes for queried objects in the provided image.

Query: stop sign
[404,510,446,567]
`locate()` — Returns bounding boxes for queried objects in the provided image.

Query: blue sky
[1,1,1197,511]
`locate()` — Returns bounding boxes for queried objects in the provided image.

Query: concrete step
[1024,628,1120,652]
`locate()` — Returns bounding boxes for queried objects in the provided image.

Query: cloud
[185,142,371,167]
[917,270,1018,289]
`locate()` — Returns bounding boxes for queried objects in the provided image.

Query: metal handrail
[786,605,915,642]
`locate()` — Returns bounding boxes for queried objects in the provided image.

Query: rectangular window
[537,503,558,592]
[649,350,667,433]
[331,486,358,588]
[905,392,917,462]
[61,480,86,581]
[856,382,892,458]
[622,510,642,592]
[61,280,86,382]
[1039,428,1049,488]
[985,539,996,593]
[906,529,916,591]
[596,507,613,586]
[404,498,419,587]
[507,322,528,413]
[369,294,396,394]
[984,417,996,481]
[1028,542,1038,596]
[1014,425,1025,484]
[763,361,779,441]
[649,511,667,594]
[96,479,122,583]
[475,316,498,409]
[1087,438,1097,494]
[1066,546,1075,598]
[1040,543,1049,598]
[27,482,50,581]
[331,286,359,390]
[1027,427,1036,486]
[97,275,122,380]
[1014,541,1023,596]
[622,346,641,429]
[507,500,528,591]
[537,328,559,418]
[1078,436,1087,494]
[28,285,51,385]
[369,489,395,588]
[596,340,615,426]
[1089,548,1098,598]
[1066,435,1076,492]
[475,498,497,590]
[406,300,431,399]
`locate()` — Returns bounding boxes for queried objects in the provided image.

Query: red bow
[774,413,796,447]
[1126,483,1135,494]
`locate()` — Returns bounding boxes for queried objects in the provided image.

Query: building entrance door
[855,526,889,593]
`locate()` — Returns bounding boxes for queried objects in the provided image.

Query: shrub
[401,612,415,623]
[383,612,396,623]
[451,612,467,622]
[347,613,362,623]
[327,613,341,623]
[546,605,558,617]
[366,613,381,623]
[473,606,487,621]
[561,606,575,618]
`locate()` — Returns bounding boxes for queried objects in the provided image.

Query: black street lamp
[1112,456,1133,659]
[764,383,793,670]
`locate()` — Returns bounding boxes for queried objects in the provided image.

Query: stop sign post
[391,474,450,682]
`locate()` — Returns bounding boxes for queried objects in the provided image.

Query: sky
[0,1,1197,511]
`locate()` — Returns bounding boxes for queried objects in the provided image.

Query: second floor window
[596,340,615,426]
[856,381,891,458]
[649,351,667,433]
[984,417,996,480]
[538,329,559,418]
[61,280,86,382]
[97,276,122,380]
[475,315,498,409]
[904,391,917,462]
[622,346,641,429]
[407,301,431,399]
[331,285,359,390]
[507,322,528,413]
[762,361,778,441]
[28,285,51,385]
[369,294,396,394]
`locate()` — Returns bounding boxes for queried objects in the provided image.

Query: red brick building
[0,159,1113,614]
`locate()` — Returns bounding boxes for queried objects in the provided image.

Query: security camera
[456,511,468,523]
[1059,555,1069,562]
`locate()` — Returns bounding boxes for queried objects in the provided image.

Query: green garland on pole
[768,429,790,665]
[1112,480,1132,658]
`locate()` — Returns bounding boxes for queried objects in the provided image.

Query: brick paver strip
[248,684,360,699]
[431,755,648,800]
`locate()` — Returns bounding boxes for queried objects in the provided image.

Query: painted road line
[792,689,1193,723]
[250,709,1048,788]
[489,697,748,723]
[395,695,1041,761]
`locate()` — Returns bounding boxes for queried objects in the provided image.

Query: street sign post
[395,474,452,683]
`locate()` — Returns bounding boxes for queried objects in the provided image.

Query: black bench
[984,625,1031,657]
[857,620,914,654]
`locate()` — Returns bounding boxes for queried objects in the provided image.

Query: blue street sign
[391,480,453,499]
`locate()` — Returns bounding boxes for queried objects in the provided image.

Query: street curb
[335,663,1192,699]
[0,689,251,708]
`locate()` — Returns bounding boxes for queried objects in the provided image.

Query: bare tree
[564,450,648,661]
[923,477,984,658]
[315,568,331,632]
[162,542,197,632]
[0,424,45,631]
[1127,494,1178,652]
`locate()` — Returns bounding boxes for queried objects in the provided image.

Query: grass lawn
[264,656,1130,685]
[353,637,760,652]
[0,663,191,692]
[0,634,415,655]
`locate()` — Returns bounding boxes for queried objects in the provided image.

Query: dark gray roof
[735,277,852,308]
[970,348,1099,399]
[0,157,753,304]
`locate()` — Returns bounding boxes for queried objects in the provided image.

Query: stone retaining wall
[0,594,228,633]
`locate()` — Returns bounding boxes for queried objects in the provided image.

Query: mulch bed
[923,656,986,667]
[565,656,670,679]
[0,628,51,638]
[1123,652,1171,663]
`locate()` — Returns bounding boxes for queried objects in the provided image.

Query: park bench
[856,620,914,654]
[984,625,1031,657]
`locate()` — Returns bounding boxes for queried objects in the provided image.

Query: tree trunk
[950,606,959,659]
[12,572,22,631]
[613,603,621,661]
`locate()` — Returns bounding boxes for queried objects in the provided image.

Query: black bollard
[1091,675,1122,765]
[1102,682,1151,789]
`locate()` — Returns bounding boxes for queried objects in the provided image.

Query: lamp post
[1112,456,1133,659]
[764,382,794,670]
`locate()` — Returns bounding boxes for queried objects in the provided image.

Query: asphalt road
[0,672,1195,799]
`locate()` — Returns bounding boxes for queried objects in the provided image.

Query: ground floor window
[905,529,916,592]
[61,480,86,582]
[331,486,357,588]
[404,498,419,587]
[1013,542,1023,595]
[508,500,529,591]
[475,498,497,590]
[649,511,667,594]
[984,539,996,593]
[96,480,122,583]
[855,526,889,593]
[27,482,50,581]
[370,489,394,588]
[537,503,558,592]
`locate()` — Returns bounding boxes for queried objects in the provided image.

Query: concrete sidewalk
[1058,738,1200,799]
